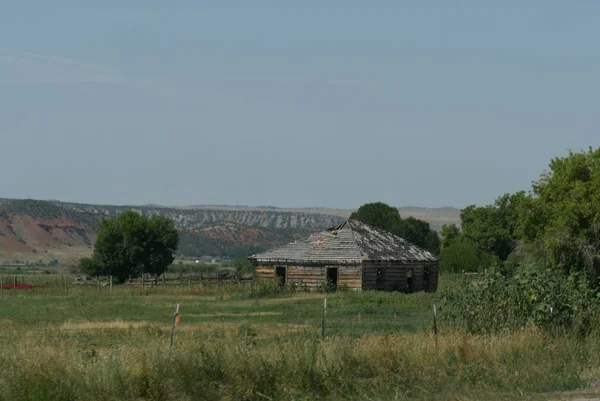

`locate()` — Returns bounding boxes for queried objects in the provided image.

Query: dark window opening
[327,267,338,289]
[275,266,286,286]
[376,268,384,291]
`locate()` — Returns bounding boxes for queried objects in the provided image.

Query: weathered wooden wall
[362,261,439,292]
[286,265,325,288]
[255,262,438,292]
[254,264,362,290]
[337,266,362,290]
[362,261,407,291]
[424,263,439,292]
[255,265,275,280]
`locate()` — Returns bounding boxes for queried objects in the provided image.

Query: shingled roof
[249,220,437,264]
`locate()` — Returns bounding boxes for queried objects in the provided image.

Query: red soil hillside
[0,199,343,262]
[0,200,96,261]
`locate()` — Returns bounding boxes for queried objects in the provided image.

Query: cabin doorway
[275,266,286,286]
[376,268,384,290]
[326,267,338,289]
[406,268,414,293]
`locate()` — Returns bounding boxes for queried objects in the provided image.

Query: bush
[441,265,600,335]
[439,238,498,273]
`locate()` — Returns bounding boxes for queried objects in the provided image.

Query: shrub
[439,238,499,273]
[441,265,600,335]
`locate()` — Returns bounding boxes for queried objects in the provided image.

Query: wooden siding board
[254,260,438,293]
[255,265,275,279]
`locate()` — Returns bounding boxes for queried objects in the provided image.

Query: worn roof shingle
[249,220,437,264]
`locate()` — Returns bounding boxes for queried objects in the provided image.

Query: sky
[1,1,598,209]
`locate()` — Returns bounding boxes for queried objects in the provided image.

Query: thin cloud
[0,50,128,85]
[224,74,366,87]
[16,51,122,76]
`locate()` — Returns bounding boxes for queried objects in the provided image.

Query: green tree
[90,211,179,282]
[530,147,600,279]
[232,257,253,274]
[350,202,440,254]
[440,224,461,249]
[77,257,98,276]
[460,192,529,261]
[350,202,402,231]
[439,237,497,273]
[455,147,600,283]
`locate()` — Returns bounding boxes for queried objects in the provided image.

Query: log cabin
[249,220,438,292]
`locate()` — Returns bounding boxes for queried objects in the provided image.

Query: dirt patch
[56,320,311,336]
[185,312,283,318]
[547,380,600,401]
[59,321,159,330]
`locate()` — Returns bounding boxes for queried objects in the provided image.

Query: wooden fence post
[322,298,327,338]
[170,304,180,353]
[162,274,166,287]
[109,276,113,293]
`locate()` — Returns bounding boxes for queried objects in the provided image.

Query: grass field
[0,276,599,400]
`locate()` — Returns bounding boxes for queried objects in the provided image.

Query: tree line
[439,147,600,283]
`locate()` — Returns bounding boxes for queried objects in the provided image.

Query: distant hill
[179,205,461,230]
[0,198,460,264]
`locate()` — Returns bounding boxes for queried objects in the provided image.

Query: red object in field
[0,283,48,290]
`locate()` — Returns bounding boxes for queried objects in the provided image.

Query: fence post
[170,304,180,354]
[13,275,17,289]
[98,277,101,294]
[109,276,113,293]
[1,275,3,295]
[322,298,327,338]
[162,274,166,287]
[433,304,438,336]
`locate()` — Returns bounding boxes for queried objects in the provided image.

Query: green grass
[0,276,598,400]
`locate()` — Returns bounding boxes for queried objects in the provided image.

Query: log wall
[287,265,326,288]
[362,261,439,292]
[424,263,439,292]
[255,261,438,292]
[255,265,275,280]
[253,264,362,290]
[337,266,362,290]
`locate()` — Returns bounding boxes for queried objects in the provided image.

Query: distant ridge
[0,198,460,263]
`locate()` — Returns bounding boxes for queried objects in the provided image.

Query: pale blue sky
[1,1,598,208]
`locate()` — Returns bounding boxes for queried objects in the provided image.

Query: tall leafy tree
[439,237,497,273]
[456,147,600,283]
[90,211,179,282]
[440,224,461,249]
[530,147,600,279]
[350,202,402,231]
[350,202,440,254]
[460,192,529,261]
